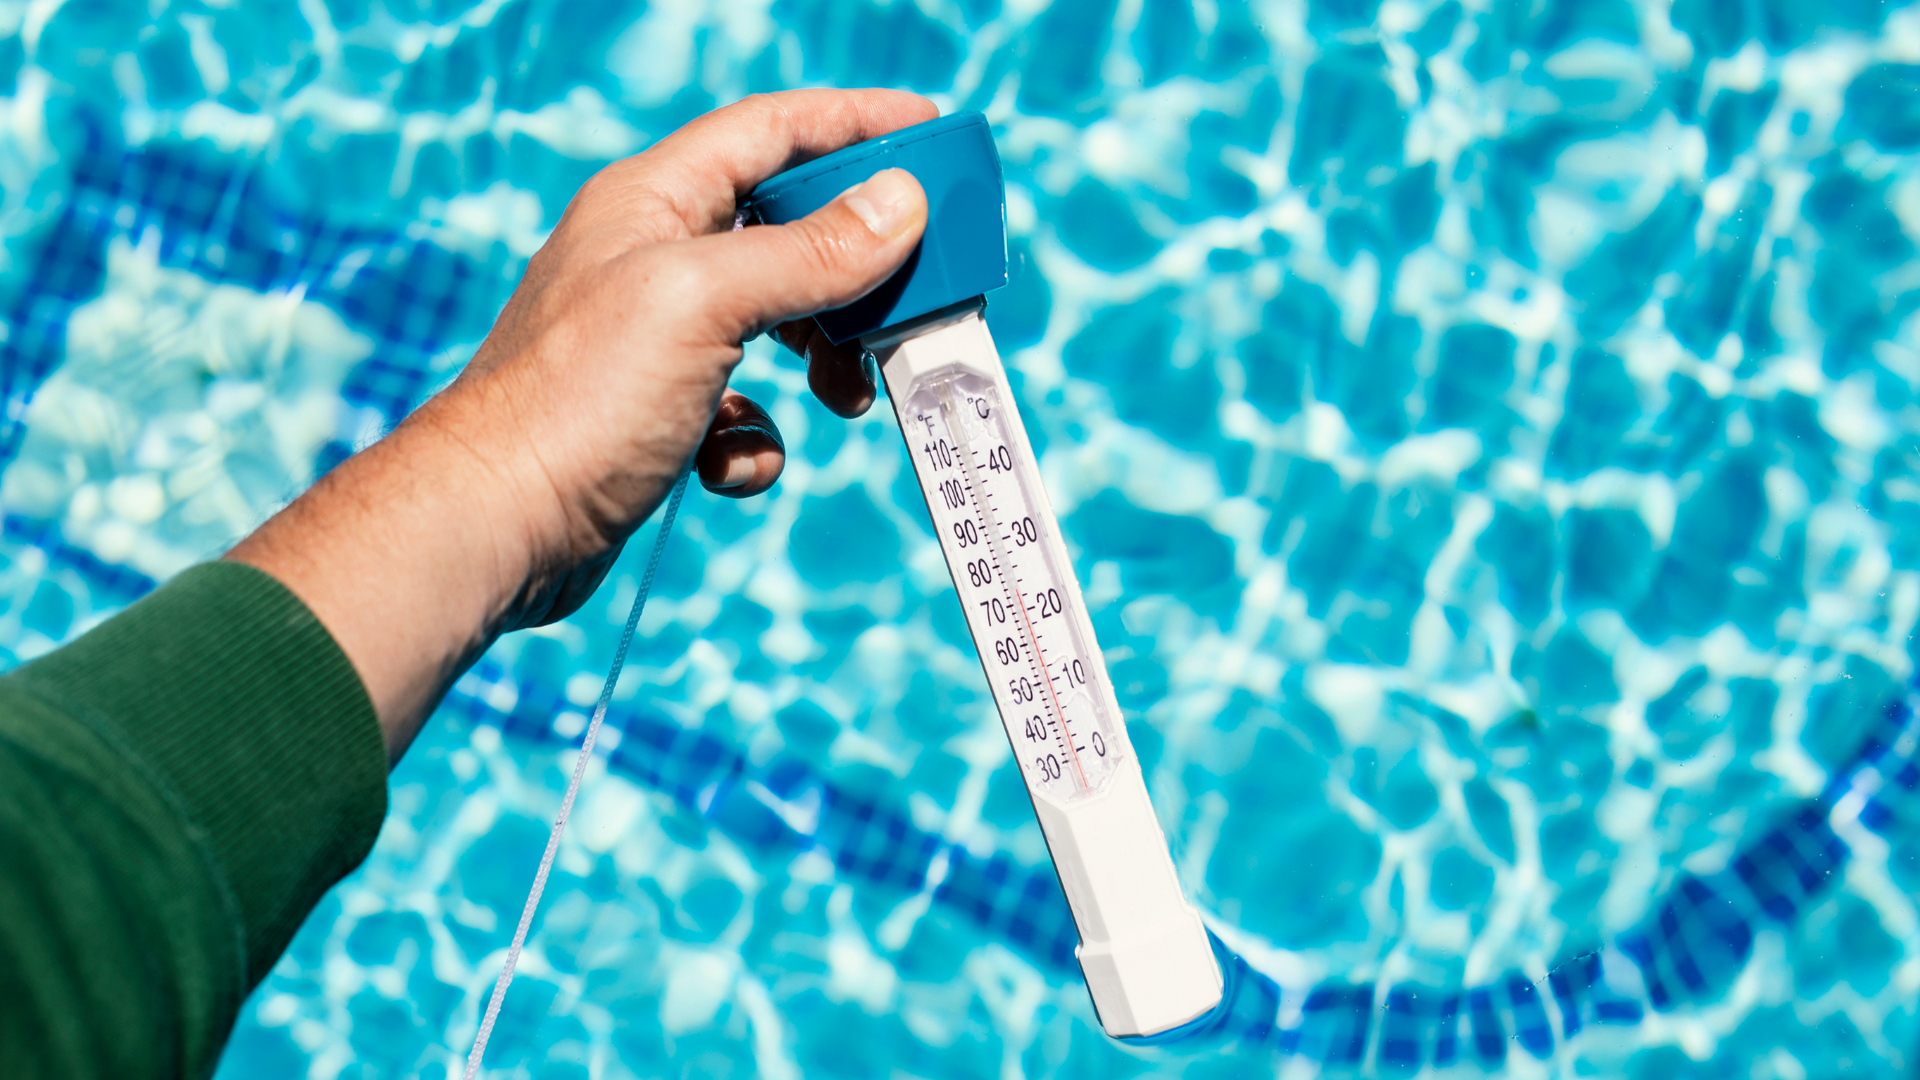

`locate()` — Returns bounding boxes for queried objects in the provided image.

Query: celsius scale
[751,113,1223,1037]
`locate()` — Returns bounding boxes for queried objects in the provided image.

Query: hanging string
[462,468,693,1079]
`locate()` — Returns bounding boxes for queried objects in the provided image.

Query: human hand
[230,90,934,759]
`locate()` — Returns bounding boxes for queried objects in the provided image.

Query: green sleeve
[0,561,387,1080]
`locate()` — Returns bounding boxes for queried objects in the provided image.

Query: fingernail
[843,169,919,239]
[717,455,755,489]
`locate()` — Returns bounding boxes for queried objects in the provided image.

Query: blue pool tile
[1844,64,1920,151]
[780,0,966,92]
[1431,846,1494,911]
[1259,457,1341,550]
[789,486,901,590]
[1244,281,1341,423]
[1062,289,1219,446]
[1066,492,1235,613]
[1463,778,1517,864]
[1669,184,1769,356]
[1514,626,1617,711]
[1015,0,1118,118]
[1132,0,1199,85]
[1568,189,1702,339]
[1290,46,1404,192]
[1412,2,1462,53]
[1055,178,1162,272]
[1477,503,1555,626]
[1565,508,1657,611]
[1287,481,1378,616]
[1376,752,1441,829]
[394,33,488,112]
[1427,323,1517,431]
[1383,161,1443,255]
[1286,983,1372,1064]
[1351,314,1424,448]
[1803,168,1919,365]
[1379,984,1447,1069]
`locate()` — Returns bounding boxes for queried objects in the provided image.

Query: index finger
[566,89,940,247]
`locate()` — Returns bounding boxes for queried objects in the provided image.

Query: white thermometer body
[866,303,1222,1037]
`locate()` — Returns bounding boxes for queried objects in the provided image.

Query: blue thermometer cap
[747,111,1008,345]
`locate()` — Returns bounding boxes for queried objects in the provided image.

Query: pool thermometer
[751,113,1223,1038]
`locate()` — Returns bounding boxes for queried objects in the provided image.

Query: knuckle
[736,92,793,130]
[786,217,860,276]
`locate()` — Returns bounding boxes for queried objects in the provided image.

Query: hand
[228,90,935,760]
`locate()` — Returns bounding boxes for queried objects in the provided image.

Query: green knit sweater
[0,561,388,1079]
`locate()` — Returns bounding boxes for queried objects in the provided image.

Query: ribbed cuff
[14,561,387,986]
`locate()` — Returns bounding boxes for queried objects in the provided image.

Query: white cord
[462,469,692,1079]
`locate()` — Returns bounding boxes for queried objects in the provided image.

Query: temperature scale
[752,113,1223,1037]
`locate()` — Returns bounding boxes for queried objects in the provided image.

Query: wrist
[226,387,557,753]
[401,377,577,630]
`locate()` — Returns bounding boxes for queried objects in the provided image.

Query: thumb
[678,168,929,344]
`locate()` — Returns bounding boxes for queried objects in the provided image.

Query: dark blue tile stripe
[444,659,1083,972]
[2,513,158,600]
[445,665,1920,1067]
[11,503,1920,1064]
[0,134,500,471]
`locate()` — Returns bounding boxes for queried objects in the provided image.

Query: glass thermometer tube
[864,301,1223,1038]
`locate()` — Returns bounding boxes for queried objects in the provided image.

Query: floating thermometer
[752,113,1222,1037]
[871,305,1222,1034]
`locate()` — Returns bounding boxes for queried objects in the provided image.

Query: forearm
[226,383,582,761]
[227,327,711,760]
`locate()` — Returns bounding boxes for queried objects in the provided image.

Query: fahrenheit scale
[867,301,1222,1037]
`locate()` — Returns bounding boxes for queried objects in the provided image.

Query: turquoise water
[3,0,1920,1075]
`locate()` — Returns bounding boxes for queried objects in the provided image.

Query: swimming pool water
[3,0,1920,1075]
